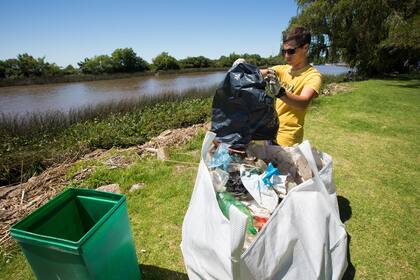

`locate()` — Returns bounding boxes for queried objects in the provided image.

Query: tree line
[0,48,285,79]
[289,0,419,75]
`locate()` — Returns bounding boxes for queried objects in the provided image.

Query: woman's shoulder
[272,64,291,74]
[306,65,322,77]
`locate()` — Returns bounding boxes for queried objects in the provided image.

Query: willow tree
[290,0,420,75]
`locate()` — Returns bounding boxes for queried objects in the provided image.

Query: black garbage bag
[211,63,279,147]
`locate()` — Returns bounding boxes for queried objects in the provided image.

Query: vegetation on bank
[0,49,285,86]
[0,87,215,186]
[1,76,419,279]
[0,67,228,87]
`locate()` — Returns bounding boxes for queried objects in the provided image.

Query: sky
[0,0,298,67]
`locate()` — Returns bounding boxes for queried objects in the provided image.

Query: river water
[0,65,350,115]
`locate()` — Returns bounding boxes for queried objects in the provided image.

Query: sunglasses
[282,47,299,55]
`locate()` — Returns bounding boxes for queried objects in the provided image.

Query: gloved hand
[264,68,285,98]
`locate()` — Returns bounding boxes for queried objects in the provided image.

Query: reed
[1,86,216,138]
[0,86,216,185]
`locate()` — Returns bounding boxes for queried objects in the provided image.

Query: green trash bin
[10,188,141,280]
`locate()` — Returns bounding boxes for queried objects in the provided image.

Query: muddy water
[0,65,350,115]
[0,71,226,115]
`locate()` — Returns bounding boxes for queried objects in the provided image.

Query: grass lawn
[1,76,419,279]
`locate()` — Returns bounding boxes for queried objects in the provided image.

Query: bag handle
[298,140,332,201]
[298,140,343,221]
[229,206,247,280]
[298,140,320,179]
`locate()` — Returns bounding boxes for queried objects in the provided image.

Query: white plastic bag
[181,132,347,279]
[239,165,278,213]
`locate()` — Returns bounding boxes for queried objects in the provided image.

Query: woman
[261,27,322,146]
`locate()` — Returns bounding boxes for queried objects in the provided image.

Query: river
[0,65,350,115]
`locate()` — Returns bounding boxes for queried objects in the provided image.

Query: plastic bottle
[208,143,232,171]
[216,192,257,235]
[210,168,229,192]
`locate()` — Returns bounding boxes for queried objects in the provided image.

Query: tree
[63,64,78,75]
[265,55,286,66]
[0,54,63,78]
[111,48,149,72]
[179,56,213,68]
[289,0,420,75]
[242,54,268,66]
[17,53,43,77]
[3,59,20,79]
[215,53,241,67]
[152,52,180,71]
[43,62,62,76]
[0,60,6,78]
[78,55,114,74]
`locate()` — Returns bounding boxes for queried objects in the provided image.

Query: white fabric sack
[181,132,348,279]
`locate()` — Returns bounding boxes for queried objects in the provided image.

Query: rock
[129,183,145,193]
[175,165,187,173]
[96,183,121,194]
[156,147,169,161]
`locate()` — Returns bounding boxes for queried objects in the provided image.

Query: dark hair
[282,27,311,47]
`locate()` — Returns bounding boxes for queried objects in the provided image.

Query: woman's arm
[279,87,316,110]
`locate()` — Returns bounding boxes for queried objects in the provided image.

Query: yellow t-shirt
[271,64,321,146]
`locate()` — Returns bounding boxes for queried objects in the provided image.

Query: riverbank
[0,87,215,186]
[1,75,419,279]
[0,64,352,88]
[0,74,350,186]
[0,67,228,87]
[0,74,349,186]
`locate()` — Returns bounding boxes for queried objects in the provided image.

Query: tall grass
[1,86,216,138]
[0,86,216,185]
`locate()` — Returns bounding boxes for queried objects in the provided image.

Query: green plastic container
[10,188,141,280]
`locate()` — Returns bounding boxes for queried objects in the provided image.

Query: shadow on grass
[338,195,356,280]
[379,73,420,81]
[338,195,352,223]
[395,82,420,89]
[140,264,188,280]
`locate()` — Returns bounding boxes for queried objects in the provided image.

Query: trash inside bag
[239,164,278,213]
[211,62,279,147]
[225,170,248,194]
[216,192,257,235]
[206,138,326,232]
[208,143,232,171]
[210,168,229,192]
[261,162,280,187]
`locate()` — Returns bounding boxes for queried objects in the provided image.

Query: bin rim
[10,187,125,254]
